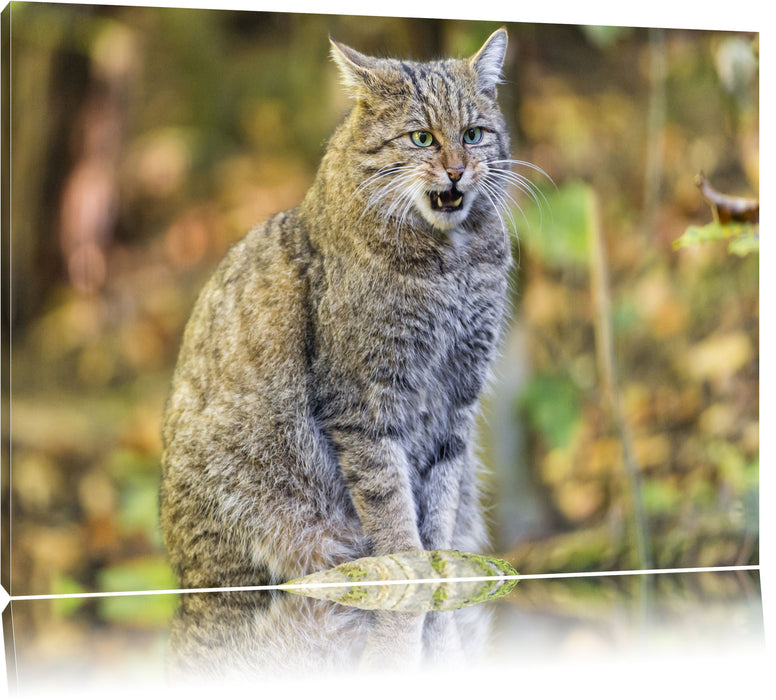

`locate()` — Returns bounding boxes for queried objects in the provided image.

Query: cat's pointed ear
[469,28,508,98]
[329,36,381,99]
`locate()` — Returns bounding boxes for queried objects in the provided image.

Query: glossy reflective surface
[3,569,764,696]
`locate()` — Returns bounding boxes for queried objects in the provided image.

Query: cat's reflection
[166,586,492,681]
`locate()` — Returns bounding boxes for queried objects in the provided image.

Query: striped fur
[160,29,513,587]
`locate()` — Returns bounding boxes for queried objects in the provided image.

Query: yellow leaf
[684,331,754,381]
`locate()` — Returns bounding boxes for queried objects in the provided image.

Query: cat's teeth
[430,189,464,212]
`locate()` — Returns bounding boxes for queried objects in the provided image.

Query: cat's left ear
[469,28,508,98]
[329,36,382,99]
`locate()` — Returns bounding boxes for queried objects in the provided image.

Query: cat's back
[162,208,312,456]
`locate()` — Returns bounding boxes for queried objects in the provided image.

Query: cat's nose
[446,166,464,183]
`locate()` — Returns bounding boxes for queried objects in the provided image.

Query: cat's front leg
[332,430,423,555]
[417,410,485,552]
[416,444,466,550]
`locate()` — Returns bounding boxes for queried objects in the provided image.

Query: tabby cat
[160,28,515,588]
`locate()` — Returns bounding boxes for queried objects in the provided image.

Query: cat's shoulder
[207,207,311,286]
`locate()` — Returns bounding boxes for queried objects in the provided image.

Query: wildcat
[160,28,515,589]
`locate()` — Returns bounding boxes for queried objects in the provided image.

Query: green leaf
[98,591,179,627]
[673,221,758,254]
[516,181,596,269]
[519,371,582,449]
[728,232,759,256]
[118,477,164,546]
[97,558,179,626]
[97,557,178,594]
[50,575,87,618]
[642,480,682,516]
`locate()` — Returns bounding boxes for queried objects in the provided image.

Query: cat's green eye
[410,130,435,148]
[463,127,483,145]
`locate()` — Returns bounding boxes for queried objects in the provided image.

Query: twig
[588,189,653,571]
[695,172,759,224]
[641,28,667,241]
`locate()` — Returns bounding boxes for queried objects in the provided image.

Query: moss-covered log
[281,549,519,612]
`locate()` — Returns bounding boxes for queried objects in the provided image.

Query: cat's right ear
[329,36,380,99]
[470,28,508,99]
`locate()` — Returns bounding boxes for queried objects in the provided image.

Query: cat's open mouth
[429,186,464,213]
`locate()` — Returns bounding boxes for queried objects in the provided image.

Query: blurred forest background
[2,1,758,637]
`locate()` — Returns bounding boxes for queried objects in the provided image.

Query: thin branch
[641,27,667,241]
[695,172,759,224]
[588,189,653,571]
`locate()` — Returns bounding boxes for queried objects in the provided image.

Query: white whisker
[488,158,555,186]
[487,171,548,229]
[479,176,519,234]
[478,185,507,233]
[382,176,419,220]
[485,157,554,229]
[397,181,426,231]
[356,164,419,223]
[354,162,408,196]
[370,172,418,207]
[477,176,522,266]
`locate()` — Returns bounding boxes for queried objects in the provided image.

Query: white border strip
[6,564,760,602]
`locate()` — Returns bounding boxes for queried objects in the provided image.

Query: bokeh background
[2,1,759,627]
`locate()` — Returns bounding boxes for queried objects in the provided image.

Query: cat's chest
[330,259,472,334]
[307,243,507,439]
[314,250,504,378]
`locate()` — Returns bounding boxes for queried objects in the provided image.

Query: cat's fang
[430,188,464,212]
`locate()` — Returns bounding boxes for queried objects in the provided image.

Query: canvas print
[0,1,761,693]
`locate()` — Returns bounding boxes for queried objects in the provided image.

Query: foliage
[674,222,759,256]
[519,371,582,450]
[50,575,89,617]
[518,181,594,268]
[492,24,758,573]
